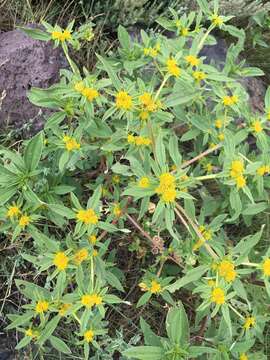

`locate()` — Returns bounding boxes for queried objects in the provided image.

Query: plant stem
[181,144,221,169]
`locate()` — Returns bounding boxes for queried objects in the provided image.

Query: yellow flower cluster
[215,119,223,129]
[192,71,206,82]
[155,172,176,203]
[211,287,225,305]
[81,293,103,308]
[139,92,160,116]
[6,205,20,218]
[240,354,248,360]
[116,91,133,110]
[185,55,200,67]
[143,44,160,57]
[167,58,181,77]
[73,248,88,265]
[54,252,69,271]
[262,258,270,276]
[243,316,256,330]
[51,29,72,42]
[139,280,162,294]
[127,134,151,146]
[113,203,122,217]
[251,120,263,133]
[76,208,99,225]
[59,303,71,316]
[19,214,31,228]
[230,160,246,189]
[211,15,223,27]
[35,300,49,313]
[222,95,238,106]
[218,259,236,282]
[138,176,150,188]
[84,329,95,343]
[257,165,270,176]
[63,136,80,152]
[74,81,99,102]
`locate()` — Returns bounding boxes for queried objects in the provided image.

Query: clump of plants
[2,0,270,358]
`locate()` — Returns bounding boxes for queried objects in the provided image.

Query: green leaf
[105,271,124,292]
[221,304,232,338]
[20,26,50,41]
[165,92,197,107]
[124,346,164,359]
[47,204,75,219]
[5,312,33,330]
[24,131,44,171]
[0,186,17,205]
[166,265,208,293]
[265,86,270,109]
[50,336,72,354]
[118,25,130,49]
[155,133,166,169]
[98,221,118,233]
[140,318,162,347]
[242,202,268,216]
[137,292,151,307]
[37,316,61,344]
[166,303,189,345]
[97,54,121,91]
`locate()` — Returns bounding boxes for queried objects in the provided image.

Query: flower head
[222,95,238,106]
[193,71,206,81]
[150,280,162,294]
[113,204,122,217]
[211,15,223,27]
[138,177,150,188]
[215,119,223,129]
[211,287,225,305]
[181,27,189,36]
[59,303,71,316]
[251,120,263,133]
[236,175,246,189]
[243,316,255,330]
[6,205,20,218]
[54,252,69,271]
[74,248,88,265]
[64,137,80,151]
[262,258,270,276]
[81,87,99,102]
[230,160,244,178]
[84,329,94,343]
[167,58,181,77]
[76,209,99,225]
[115,91,133,110]
[240,354,248,360]
[19,214,30,228]
[89,235,97,244]
[185,55,200,67]
[81,293,103,308]
[218,260,236,282]
[161,187,177,203]
[36,300,49,313]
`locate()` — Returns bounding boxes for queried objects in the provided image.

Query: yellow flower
[81,87,99,101]
[76,209,99,225]
[162,187,177,203]
[74,248,88,265]
[51,29,71,42]
[35,300,49,314]
[243,316,256,330]
[208,280,215,287]
[19,214,30,228]
[84,329,94,343]
[113,204,122,217]
[138,177,150,188]
[240,354,248,360]
[92,249,98,257]
[236,175,246,189]
[181,27,189,36]
[134,136,151,146]
[267,111,270,120]
[6,205,20,218]
[257,165,267,176]
[139,282,148,291]
[59,303,71,316]
[81,293,102,308]
[211,14,223,27]
[74,81,85,93]
[112,175,120,184]
[167,58,181,77]
[262,258,270,276]
[150,280,162,294]
[211,287,225,305]
[144,47,150,56]
[218,260,236,282]
[193,71,206,81]
[115,91,133,110]
[158,173,176,189]
[193,239,204,251]
[204,163,213,173]
[62,29,72,41]
[65,138,80,151]
[149,48,158,57]
[218,133,225,141]
[215,119,223,129]
[25,328,34,337]
[230,160,244,178]
[89,235,97,244]
[139,110,150,121]
[222,95,238,106]
[139,92,152,106]
[251,120,263,133]
[185,55,200,67]
[54,252,69,271]
[51,30,62,40]
[127,134,135,144]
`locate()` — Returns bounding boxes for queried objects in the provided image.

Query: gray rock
[0,27,66,134]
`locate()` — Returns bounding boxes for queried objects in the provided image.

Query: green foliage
[1,1,270,359]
